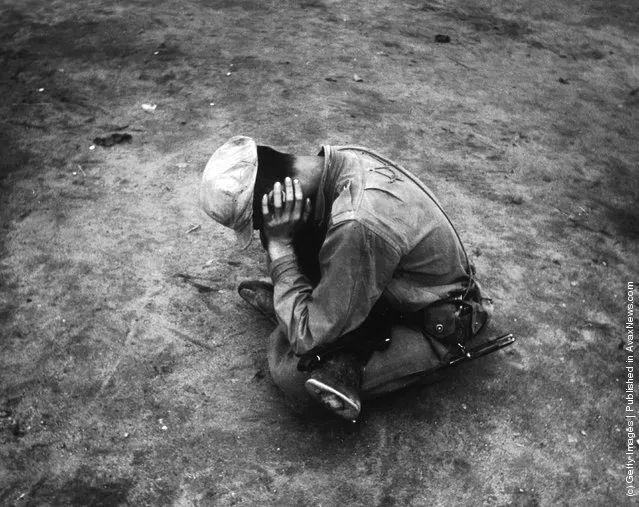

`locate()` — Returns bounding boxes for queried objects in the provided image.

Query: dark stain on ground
[26,474,133,507]
[0,10,46,43]
[584,0,639,33]
[419,2,533,39]
[199,0,268,11]
[461,12,531,38]
[0,129,31,179]
[19,18,142,60]
[599,157,639,239]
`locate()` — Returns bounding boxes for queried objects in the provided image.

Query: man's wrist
[268,241,295,261]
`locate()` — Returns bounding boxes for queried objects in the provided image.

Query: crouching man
[200,136,496,422]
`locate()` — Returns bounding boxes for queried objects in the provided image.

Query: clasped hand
[262,177,311,259]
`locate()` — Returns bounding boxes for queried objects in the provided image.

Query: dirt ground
[0,0,637,505]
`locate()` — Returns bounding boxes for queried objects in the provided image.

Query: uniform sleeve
[269,220,401,355]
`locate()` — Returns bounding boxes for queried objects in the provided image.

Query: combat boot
[305,353,362,422]
[237,280,276,324]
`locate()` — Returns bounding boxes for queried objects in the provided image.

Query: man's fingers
[273,182,282,209]
[284,177,295,213]
[292,179,304,217]
[261,193,269,217]
[293,179,303,202]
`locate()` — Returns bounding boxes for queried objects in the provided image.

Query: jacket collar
[314,145,338,226]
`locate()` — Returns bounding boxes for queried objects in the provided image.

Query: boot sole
[305,378,361,422]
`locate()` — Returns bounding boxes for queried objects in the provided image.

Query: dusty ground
[0,0,637,505]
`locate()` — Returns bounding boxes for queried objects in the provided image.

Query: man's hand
[262,177,311,260]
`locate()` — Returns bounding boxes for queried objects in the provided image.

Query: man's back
[315,145,471,312]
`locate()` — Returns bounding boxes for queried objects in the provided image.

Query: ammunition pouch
[420,281,493,358]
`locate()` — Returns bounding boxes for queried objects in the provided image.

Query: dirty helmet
[200,136,258,249]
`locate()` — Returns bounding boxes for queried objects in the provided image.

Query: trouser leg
[361,323,448,398]
[266,320,448,412]
[266,325,315,413]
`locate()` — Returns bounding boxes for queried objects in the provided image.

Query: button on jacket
[269,145,472,356]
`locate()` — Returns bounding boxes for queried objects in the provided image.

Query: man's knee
[361,323,442,398]
[266,326,313,412]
